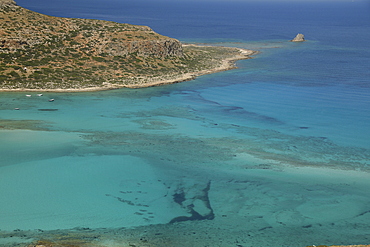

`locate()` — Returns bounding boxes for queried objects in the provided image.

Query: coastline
[123,45,258,89]
[0,45,258,92]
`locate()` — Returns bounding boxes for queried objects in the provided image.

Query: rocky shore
[106,46,257,90]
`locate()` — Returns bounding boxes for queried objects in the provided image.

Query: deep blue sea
[1,0,370,246]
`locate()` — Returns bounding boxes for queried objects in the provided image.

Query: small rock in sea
[291,33,305,42]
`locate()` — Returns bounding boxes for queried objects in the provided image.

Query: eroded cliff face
[0,1,183,57]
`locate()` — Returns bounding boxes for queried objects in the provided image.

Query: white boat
[26,95,31,97]
[37,94,43,96]
[49,99,55,102]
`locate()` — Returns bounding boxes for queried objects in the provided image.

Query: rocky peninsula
[0,0,256,91]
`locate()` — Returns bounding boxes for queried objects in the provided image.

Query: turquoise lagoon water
[1,0,370,246]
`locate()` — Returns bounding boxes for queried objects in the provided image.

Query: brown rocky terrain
[0,0,255,91]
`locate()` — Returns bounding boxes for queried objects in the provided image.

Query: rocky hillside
[0,0,14,7]
[0,0,253,90]
[0,0,182,57]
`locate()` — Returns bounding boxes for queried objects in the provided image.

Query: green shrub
[93,57,105,62]
[9,71,20,77]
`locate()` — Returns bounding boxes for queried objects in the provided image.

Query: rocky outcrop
[291,33,305,42]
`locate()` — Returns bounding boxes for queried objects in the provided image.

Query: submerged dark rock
[38,109,58,111]
[173,190,186,205]
[170,181,214,223]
